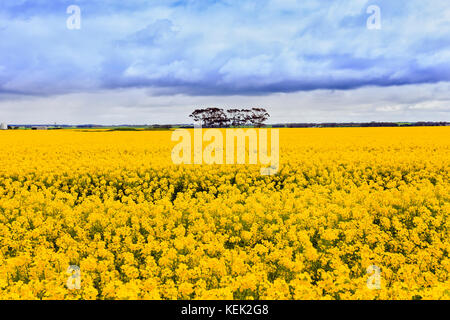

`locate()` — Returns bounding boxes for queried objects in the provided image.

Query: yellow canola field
[0,127,449,300]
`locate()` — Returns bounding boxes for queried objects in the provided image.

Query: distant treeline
[7,121,449,130]
[272,122,450,128]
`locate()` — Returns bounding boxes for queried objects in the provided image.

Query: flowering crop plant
[0,127,448,300]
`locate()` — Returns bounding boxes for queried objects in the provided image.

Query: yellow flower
[0,127,448,300]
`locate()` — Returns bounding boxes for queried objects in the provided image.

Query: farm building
[0,123,7,130]
[31,126,48,130]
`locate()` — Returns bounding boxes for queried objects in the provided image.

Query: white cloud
[1,0,450,122]
[0,82,449,124]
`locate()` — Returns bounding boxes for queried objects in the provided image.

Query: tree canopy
[189,108,270,127]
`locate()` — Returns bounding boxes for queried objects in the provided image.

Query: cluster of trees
[189,108,270,127]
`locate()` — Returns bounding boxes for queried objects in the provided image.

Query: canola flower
[0,127,448,300]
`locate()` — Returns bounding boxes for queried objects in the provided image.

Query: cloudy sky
[0,0,449,124]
